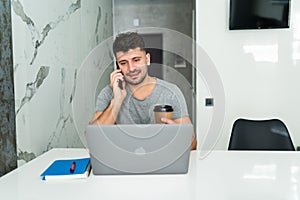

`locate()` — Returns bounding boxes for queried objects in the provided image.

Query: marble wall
[0,0,17,176]
[11,0,113,165]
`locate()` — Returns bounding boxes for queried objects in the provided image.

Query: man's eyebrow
[132,56,142,59]
[118,56,142,63]
[118,60,127,63]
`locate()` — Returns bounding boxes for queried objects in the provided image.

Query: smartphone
[115,61,123,90]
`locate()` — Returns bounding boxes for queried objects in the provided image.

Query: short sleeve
[171,85,189,120]
[95,85,113,112]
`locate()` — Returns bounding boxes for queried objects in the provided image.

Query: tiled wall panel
[0,0,17,176]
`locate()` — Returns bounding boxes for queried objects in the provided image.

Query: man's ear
[146,52,151,66]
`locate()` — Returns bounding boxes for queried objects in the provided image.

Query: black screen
[229,0,290,30]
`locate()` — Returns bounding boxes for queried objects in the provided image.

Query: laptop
[85,124,193,175]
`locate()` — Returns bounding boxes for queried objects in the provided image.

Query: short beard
[124,70,147,86]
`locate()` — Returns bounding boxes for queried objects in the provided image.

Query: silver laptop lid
[85,124,193,175]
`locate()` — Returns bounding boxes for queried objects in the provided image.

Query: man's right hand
[110,69,127,104]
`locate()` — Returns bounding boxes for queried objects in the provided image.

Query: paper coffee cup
[153,105,173,124]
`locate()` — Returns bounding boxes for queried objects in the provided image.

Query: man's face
[116,47,150,86]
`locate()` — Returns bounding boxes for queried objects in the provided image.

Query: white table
[0,148,299,200]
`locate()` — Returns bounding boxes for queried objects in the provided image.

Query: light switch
[205,98,214,107]
[133,18,140,26]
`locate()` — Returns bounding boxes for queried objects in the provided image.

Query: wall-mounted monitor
[229,0,290,30]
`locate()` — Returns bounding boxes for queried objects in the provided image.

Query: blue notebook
[41,158,91,180]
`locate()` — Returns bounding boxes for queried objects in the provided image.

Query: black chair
[228,118,295,151]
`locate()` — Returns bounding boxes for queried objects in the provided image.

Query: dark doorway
[141,34,163,79]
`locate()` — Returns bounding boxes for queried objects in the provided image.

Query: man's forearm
[90,99,122,124]
[191,135,197,150]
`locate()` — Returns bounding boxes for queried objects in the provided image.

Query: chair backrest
[228,118,295,151]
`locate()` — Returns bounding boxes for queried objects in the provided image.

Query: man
[90,32,197,150]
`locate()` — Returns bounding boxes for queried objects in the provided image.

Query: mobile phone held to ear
[115,61,123,90]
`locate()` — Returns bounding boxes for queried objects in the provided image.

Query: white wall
[196,0,300,150]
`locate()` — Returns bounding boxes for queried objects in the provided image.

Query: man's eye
[134,59,140,62]
[119,62,126,65]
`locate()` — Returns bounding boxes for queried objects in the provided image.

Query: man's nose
[127,61,136,72]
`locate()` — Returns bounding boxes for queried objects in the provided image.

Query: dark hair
[113,32,145,56]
